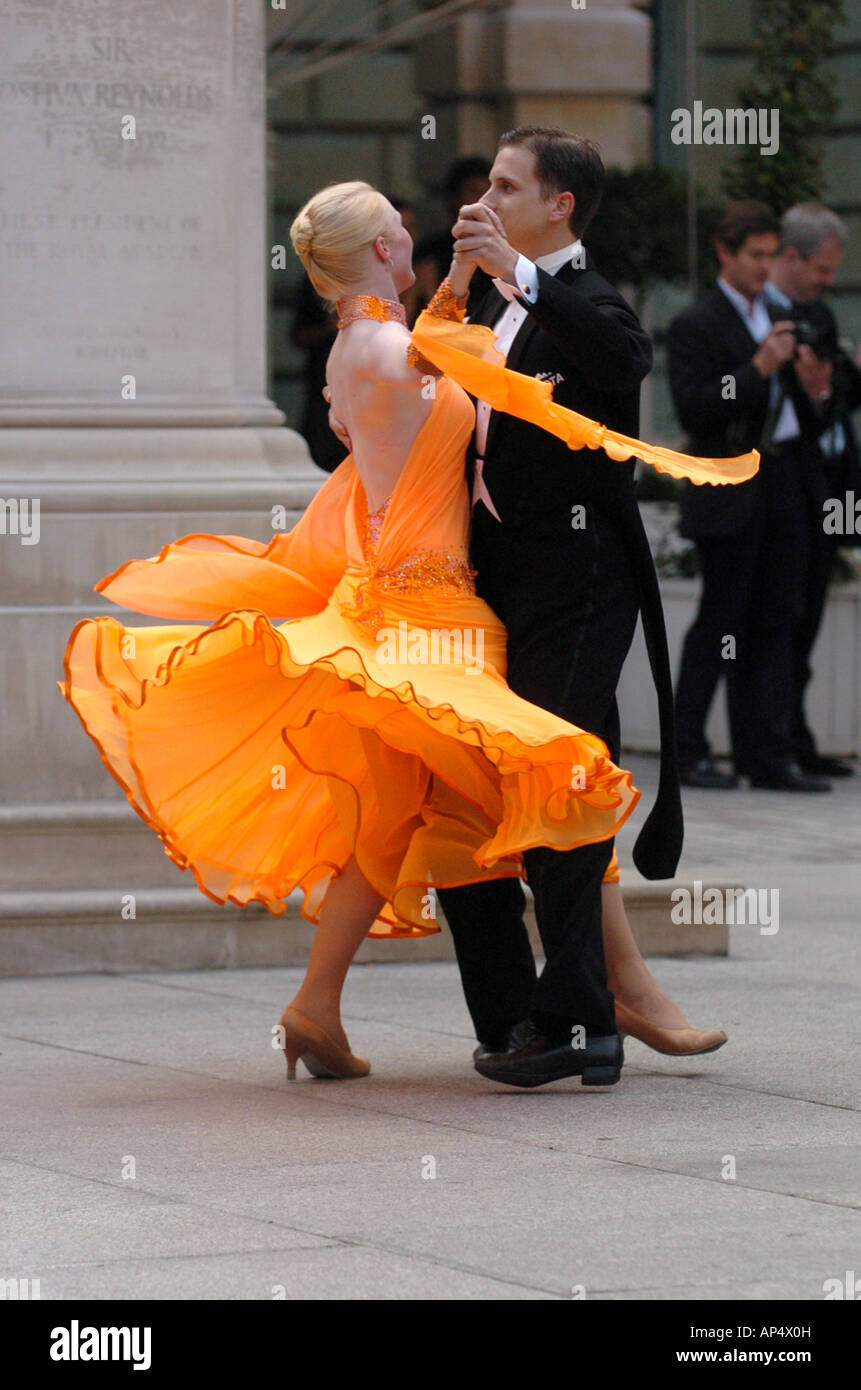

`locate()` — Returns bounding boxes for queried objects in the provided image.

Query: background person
[668,200,830,793]
[765,203,861,778]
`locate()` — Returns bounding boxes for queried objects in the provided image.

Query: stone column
[501,0,653,164]
[412,0,655,431]
[414,0,652,184]
[0,0,321,968]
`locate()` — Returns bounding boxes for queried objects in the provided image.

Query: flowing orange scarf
[409,312,760,486]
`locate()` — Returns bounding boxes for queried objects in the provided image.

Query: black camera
[766,300,837,359]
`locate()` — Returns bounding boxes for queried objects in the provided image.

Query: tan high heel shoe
[615,1000,727,1056]
[278,1006,370,1081]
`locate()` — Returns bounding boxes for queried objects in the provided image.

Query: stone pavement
[1,756,858,1300]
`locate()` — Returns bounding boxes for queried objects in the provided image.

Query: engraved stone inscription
[0,0,234,408]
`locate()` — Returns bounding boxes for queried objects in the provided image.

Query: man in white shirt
[433,128,677,1089]
[470,237,585,520]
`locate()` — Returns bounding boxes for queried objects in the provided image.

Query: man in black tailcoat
[435,127,683,1089]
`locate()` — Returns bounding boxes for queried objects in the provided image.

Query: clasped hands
[451,202,519,285]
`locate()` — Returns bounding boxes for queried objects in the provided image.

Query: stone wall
[267,1,424,430]
[656,0,861,342]
[0,1,316,961]
[266,0,653,428]
[269,0,861,434]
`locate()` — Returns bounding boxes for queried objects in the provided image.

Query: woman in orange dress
[60,183,753,1078]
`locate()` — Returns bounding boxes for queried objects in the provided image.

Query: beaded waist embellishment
[344,495,477,636]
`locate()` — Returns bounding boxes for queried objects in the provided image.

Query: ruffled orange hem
[60,604,639,936]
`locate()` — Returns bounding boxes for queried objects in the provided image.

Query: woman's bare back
[326,319,433,513]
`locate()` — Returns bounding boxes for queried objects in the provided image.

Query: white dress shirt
[472,241,584,518]
[763,280,844,457]
[717,276,800,445]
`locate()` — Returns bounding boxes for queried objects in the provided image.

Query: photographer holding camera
[764,203,861,779]
[669,201,832,791]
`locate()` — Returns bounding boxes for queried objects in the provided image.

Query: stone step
[0,876,731,977]
[0,508,293,606]
[3,609,233,803]
[0,427,322,604]
[0,802,187,890]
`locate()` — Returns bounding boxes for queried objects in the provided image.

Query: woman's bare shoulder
[343,320,419,388]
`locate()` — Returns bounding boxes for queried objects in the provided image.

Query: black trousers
[437,502,639,1044]
[674,451,808,778]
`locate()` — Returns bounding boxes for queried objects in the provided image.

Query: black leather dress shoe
[799,753,854,778]
[473,1020,623,1089]
[679,758,739,789]
[749,761,831,792]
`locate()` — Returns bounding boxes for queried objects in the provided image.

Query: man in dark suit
[434,127,684,1088]
[668,201,832,793]
[765,203,861,778]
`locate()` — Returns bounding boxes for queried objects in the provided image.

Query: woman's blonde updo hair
[289,180,398,301]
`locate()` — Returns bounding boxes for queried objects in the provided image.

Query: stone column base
[2,424,321,803]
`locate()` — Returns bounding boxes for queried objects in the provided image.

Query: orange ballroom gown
[59,313,759,938]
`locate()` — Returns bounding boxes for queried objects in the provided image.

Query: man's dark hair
[443,155,492,198]
[497,126,605,237]
[713,200,779,253]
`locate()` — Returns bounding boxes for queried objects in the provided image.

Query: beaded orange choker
[336,294,407,330]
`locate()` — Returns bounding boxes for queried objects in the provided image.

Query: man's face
[780,235,843,303]
[716,232,779,299]
[478,145,570,259]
